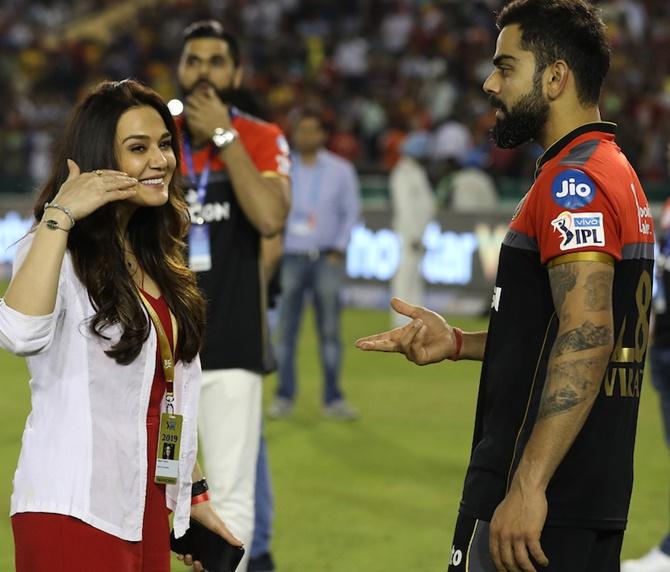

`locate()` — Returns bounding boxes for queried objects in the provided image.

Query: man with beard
[175,20,290,572]
[356,1,654,571]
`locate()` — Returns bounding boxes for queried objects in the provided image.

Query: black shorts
[447,513,624,572]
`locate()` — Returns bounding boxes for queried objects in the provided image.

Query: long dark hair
[34,79,205,365]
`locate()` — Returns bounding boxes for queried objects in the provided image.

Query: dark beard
[489,82,549,149]
[180,80,237,105]
[180,82,267,119]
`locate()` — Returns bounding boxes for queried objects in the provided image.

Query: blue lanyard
[291,154,324,212]
[182,107,239,204]
[182,135,215,206]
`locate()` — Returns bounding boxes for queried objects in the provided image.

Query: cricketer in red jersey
[356,2,654,571]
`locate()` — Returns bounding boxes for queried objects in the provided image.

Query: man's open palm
[355,297,456,365]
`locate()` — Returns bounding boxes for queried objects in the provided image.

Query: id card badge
[155,412,183,485]
[289,213,316,237]
[188,223,212,272]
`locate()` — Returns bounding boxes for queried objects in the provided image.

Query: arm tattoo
[538,387,584,419]
[554,321,612,357]
[538,357,600,419]
[585,271,612,311]
[550,265,577,312]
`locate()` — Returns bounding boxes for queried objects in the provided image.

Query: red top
[12,289,176,571]
[511,123,655,264]
[141,289,174,416]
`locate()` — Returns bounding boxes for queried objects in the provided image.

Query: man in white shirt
[389,131,436,327]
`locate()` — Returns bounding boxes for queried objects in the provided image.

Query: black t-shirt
[179,111,290,371]
[460,124,655,529]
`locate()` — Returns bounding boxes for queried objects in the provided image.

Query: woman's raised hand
[50,159,138,221]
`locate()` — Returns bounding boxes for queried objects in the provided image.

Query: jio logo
[551,168,596,209]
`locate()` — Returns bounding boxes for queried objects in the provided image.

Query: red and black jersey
[178,110,290,371]
[460,123,655,529]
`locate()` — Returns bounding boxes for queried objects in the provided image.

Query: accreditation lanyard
[139,291,176,408]
[138,291,183,485]
[289,155,324,237]
[292,154,324,213]
[183,136,216,272]
[183,136,214,215]
[183,107,238,210]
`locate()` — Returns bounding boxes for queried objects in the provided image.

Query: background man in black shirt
[175,21,290,572]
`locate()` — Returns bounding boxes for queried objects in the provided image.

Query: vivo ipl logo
[551,211,605,251]
[551,169,596,209]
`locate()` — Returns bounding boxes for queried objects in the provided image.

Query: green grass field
[1,307,668,571]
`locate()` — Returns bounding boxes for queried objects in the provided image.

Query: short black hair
[295,108,324,127]
[182,20,241,68]
[292,108,330,134]
[497,0,610,106]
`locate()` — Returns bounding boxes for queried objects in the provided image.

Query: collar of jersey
[534,121,617,180]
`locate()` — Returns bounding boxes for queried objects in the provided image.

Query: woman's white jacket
[0,234,200,540]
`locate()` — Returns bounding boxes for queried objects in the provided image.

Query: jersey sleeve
[246,123,291,178]
[531,166,622,265]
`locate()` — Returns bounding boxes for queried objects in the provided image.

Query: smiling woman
[115,106,175,211]
[0,79,241,571]
[30,80,201,365]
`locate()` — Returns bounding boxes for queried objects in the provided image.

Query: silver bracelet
[43,218,71,232]
[44,201,75,230]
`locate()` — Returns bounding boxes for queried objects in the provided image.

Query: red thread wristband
[448,327,463,361]
[191,492,210,505]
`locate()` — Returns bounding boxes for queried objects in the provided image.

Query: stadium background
[0,0,668,570]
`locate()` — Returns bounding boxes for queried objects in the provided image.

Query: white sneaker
[622,547,670,572]
[267,397,293,419]
[323,399,359,420]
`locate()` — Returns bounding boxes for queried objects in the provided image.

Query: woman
[0,79,240,571]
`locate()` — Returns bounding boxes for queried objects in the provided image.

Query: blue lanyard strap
[182,107,239,205]
[291,154,324,211]
[182,135,215,205]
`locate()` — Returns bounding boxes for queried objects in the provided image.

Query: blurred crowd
[2,0,670,197]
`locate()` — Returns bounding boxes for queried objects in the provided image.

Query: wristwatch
[212,127,239,150]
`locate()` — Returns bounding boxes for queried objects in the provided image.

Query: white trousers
[198,369,262,572]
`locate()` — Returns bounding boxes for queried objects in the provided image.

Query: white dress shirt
[390,156,436,243]
[0,233,201,541]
